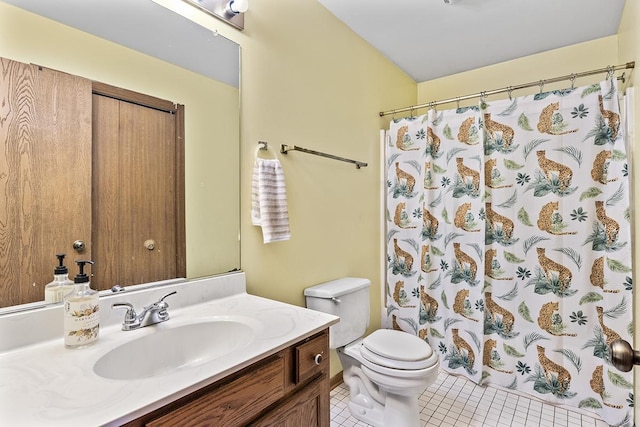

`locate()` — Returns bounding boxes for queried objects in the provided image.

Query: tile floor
[330,371,610,427]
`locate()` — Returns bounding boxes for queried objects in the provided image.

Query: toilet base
[346,387,420,427]
[348,399,385,427]
[383,393,420,427]
[339,360,385,426]
[338,343,438,427]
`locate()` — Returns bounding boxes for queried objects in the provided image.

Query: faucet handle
[112,302,140,330]
[155,291,177,311]
[159,291,177,304]
[156,291,177,323]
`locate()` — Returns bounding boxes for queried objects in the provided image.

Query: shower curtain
[385,78,633,426]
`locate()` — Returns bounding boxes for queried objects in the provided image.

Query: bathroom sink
[93,320,254,380]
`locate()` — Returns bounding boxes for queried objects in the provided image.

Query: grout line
[329,371,608,427]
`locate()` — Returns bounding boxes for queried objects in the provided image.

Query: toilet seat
[360,329,436,370]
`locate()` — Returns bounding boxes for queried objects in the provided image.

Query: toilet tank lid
[304,277,370,298]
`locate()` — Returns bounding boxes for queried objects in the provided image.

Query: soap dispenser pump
[44,253,75,303]
[64,260,99,349]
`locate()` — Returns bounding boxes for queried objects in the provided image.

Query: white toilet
[304,277,439,427]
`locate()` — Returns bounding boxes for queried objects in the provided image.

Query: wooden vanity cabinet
[123,329,330,427]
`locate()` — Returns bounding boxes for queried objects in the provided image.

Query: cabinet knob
[314,353,323,365]
[610,339,640,372]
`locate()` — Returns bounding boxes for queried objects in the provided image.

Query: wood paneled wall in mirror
[0,1,240,311]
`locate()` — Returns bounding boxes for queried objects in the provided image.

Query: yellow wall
[417,36,619,106]
[153,0,417,378]
[239,3,416,297]
[236,0,416,378]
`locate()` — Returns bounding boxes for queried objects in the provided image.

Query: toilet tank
[304,277,370,349]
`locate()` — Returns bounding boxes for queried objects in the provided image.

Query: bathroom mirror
[0,0,241,311]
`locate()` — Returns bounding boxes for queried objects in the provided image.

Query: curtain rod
[379,61,635,117]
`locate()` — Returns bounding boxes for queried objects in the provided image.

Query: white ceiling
[318,0,627,83]
[4,0,626,87]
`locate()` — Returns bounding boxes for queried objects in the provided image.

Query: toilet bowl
[304,278,440,427]
[339,330,439,427]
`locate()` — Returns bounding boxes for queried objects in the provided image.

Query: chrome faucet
[112,291,177,331]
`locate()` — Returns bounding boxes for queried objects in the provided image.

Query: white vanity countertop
[0,273,338,426]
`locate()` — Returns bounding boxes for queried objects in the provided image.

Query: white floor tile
[329,371,610,427]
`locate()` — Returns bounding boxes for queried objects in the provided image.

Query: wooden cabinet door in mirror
[0,58,92,307]
[0,56,186,306]
[91,90,185,290]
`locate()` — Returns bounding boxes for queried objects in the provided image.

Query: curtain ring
[410,107,415,118]
[507,87,513,101]
[570,74,577,89]
[606,66,614,81]
[480,91,487,102]
[456,97,460,109]
[539,80,545,94]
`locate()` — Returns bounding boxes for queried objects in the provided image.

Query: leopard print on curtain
[385,79,633,427]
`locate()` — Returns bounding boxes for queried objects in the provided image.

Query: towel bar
[280,144,367,169]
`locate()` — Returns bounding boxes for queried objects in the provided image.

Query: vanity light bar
[182,0,246,31]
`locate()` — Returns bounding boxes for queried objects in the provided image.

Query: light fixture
[182,0,248,31]
[225,0,248,16]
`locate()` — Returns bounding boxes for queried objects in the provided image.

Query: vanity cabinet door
[145,355,285,427]
[124,329,330,427]
[248,374,327,427]
[0,58,92,307]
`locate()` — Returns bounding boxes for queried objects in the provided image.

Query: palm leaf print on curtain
[385,79,633,426]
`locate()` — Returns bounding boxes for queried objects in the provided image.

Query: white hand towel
[251,158,291,243]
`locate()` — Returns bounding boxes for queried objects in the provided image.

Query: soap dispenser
[44,253,75,303]
[64,260,99,349]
